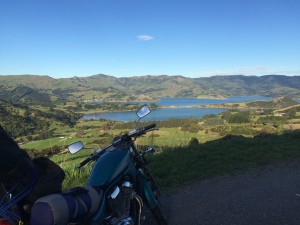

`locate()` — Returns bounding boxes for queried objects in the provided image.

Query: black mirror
[68,141,84,154]
[136,105,151,118]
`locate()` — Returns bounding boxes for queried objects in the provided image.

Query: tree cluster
[84,102,159,112]
[222,111,250,124]
[0,102,81,139]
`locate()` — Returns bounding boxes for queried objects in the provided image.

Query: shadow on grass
[147,130,300,189]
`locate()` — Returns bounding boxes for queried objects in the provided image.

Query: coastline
[80,96,299,116]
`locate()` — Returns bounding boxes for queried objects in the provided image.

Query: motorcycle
[32,105,167,225]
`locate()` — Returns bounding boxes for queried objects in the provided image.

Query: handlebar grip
[144,123,156,131]
[76,157,91,169]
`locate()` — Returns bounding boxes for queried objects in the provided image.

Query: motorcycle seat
[30,186,103,225]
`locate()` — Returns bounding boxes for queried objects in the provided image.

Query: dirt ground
[146,159,300,225]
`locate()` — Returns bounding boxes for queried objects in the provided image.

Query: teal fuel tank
[88,148,130,187]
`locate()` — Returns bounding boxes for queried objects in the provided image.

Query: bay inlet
[82,96,272,122]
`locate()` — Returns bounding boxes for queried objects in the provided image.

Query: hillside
[0,74,300,102]
[0,99,81,139]
[245,97,299,109]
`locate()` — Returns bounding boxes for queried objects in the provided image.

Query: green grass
[22,127,216,151]
[22,137,78,150]
[20,115,300,190]
[75,120,107,127]
[49,150,93,189]
[22,136,102,151]
[135,128,219,147]
[146,130,300,188]
[52,130,300,190]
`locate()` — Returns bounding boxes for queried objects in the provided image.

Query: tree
[222,111,250,124]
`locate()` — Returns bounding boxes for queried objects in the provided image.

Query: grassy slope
[3,94,298,189]
[50,130,300,190]
[147,130,300,188]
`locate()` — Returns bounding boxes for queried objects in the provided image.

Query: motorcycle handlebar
[76,123,157,169]
[76,157,92,169]
[129,123,156,138]
[144,123,156,131]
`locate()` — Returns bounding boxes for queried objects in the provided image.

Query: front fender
[137,169,158,210]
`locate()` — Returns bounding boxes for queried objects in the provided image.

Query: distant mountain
[0,74,299,102]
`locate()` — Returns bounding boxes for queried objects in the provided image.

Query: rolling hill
[0,74,299,102]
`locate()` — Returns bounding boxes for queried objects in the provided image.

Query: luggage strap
[0,168,38,223]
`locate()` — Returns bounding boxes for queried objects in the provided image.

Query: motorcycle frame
[88,140,159,224]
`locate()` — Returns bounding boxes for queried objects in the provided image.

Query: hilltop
[0,74,300,102]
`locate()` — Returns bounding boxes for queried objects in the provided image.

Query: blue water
[84,108,226,122]
[157,96,272,107]
[83,96,273,122]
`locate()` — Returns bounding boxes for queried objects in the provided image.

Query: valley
[0,74,300,189]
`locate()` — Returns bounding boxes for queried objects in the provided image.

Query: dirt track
[146,159,300,225]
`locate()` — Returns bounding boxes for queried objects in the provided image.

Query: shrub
[260,125,277,135]
[222,111,250,124]
[203,118,226,126]
[188,137,199,147]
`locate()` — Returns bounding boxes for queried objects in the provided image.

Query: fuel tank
[88,148,130,188]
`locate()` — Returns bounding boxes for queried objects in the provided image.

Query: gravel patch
[145,159,300,225]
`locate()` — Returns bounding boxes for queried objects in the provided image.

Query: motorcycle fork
[136,170,158,210]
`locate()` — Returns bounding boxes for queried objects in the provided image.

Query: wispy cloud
[226,66,300,76]
[196,66,300,77]
[137,35,154,41]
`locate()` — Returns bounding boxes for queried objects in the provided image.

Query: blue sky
[0,0,299,78]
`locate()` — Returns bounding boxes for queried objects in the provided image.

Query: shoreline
[81,102,300,118]
[79,97,299,116]
[81,104,278,116]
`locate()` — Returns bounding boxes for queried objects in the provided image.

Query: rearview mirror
[68,141,84,154]
[136,105,151,118]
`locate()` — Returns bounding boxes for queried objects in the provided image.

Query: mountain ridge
[0,74,299,102]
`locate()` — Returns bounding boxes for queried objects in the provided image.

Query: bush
[203,118,226,126]
[260,125,277,135]
[257,116,287,125]
[181,124,199,133]
[229,126,258,136]
[210,126,229,134]
[222,111,250,124]
[188,137,199,147]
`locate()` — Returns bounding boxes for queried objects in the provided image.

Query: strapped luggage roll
[30,186,103,225]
